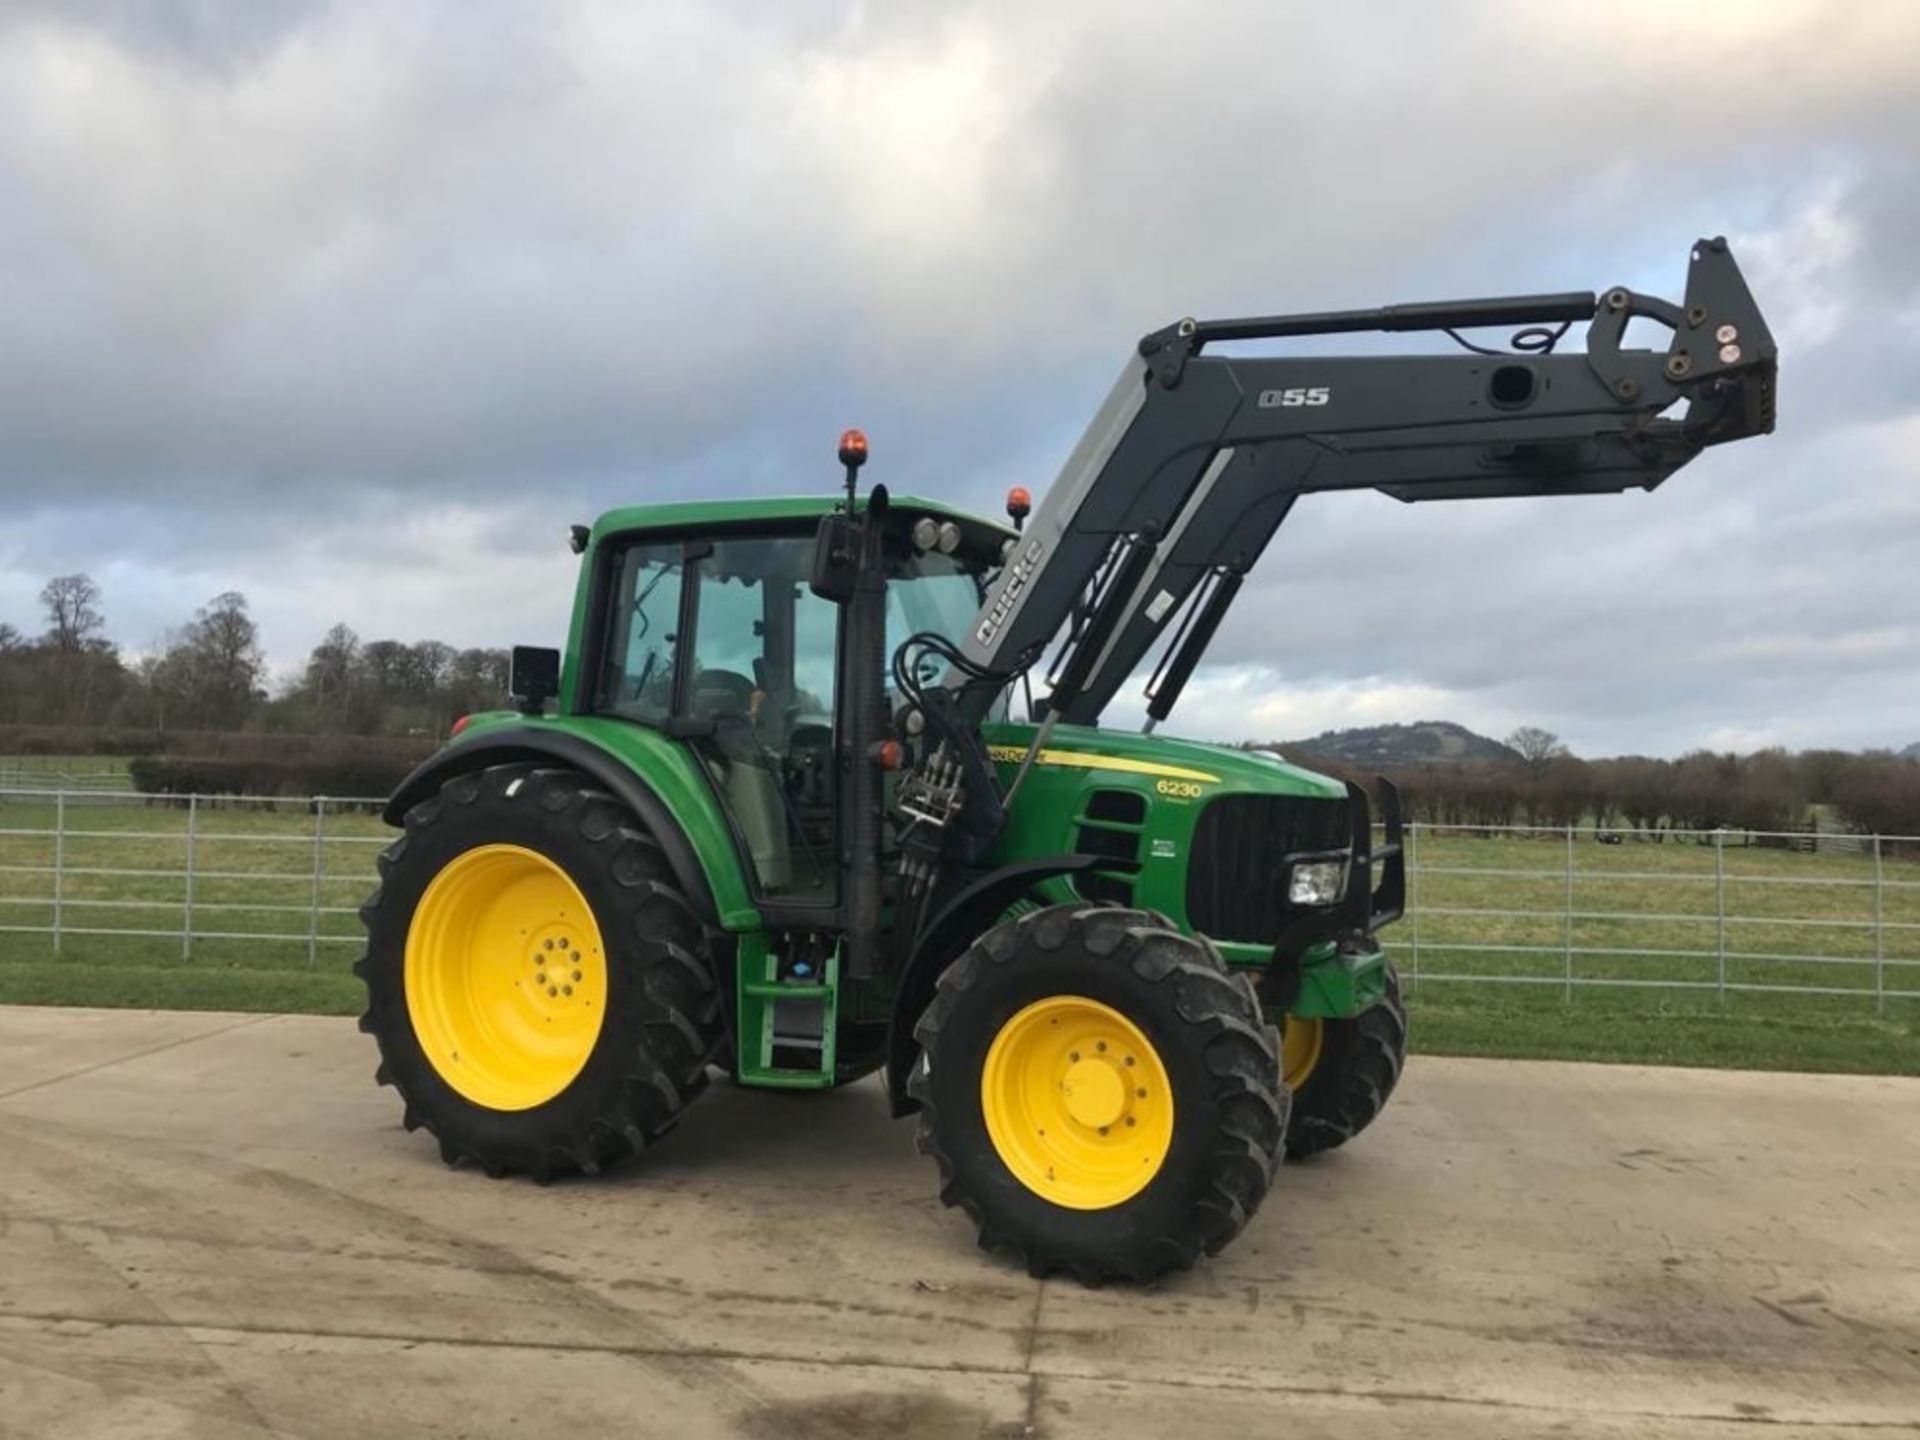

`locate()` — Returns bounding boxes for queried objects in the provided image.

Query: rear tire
[1282,967,1407,1160]
[356,763,725,1180]
[910,903,1287,1284]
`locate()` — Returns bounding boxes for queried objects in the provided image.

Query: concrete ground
[0,1009,1916,1440]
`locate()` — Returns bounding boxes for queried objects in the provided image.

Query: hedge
[126,741,434,799]
[0,725,436,762]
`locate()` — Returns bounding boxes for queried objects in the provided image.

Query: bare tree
[163,592,265,729]
[1505,725,1569,780]
[1831,753,1920,841]
[303,623,361,720]
[40,574,104,653]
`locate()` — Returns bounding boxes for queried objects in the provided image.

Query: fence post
[52,791,66,956]
[182,794,198,960]
[1873,833,1885,1016]
[1563,823,1574,1002]
[1714,830,1727,1006]
[308,797,327,967]
[1408,821,1421,998]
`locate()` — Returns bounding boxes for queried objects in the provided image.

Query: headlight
[1287,858,1348,907]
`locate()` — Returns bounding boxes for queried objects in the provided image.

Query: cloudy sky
[2,1,1915,756]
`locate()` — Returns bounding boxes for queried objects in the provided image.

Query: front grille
[1187,793,1352,943]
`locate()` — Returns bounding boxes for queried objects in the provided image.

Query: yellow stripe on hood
[988,745,1218,784]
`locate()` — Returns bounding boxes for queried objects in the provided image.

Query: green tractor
[358,242,1776,1282]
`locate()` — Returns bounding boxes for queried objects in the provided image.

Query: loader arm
[956,237,1775,729]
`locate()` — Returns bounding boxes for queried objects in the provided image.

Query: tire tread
[357,763,725,1179]
[911,904,1288,1285]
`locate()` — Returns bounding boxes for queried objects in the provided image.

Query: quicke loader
[359,241,1777,1282]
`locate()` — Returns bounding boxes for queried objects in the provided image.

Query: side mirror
[510,645,561,715]
[809,515,858,603]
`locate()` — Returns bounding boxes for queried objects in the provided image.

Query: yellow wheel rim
[980,995,1174,1210]
[1281,1015,1323,1091]
[404,844,608,1111]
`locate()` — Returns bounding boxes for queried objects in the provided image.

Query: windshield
[887,549,983,648]
[886,543,1013,721]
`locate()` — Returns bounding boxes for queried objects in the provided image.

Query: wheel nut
[548,986,559,997]
[563,985,573,997]
[571,951,581,962]
[1095,1041,1106,1053]
[572,970,582,982]
[1125,1117,1136,1127]
[537,972,547,984]
[1124,1056,1135,1067]
[1136,1088,1147,1098]
[543,939,554,950]
[1069,1052,1080,1062]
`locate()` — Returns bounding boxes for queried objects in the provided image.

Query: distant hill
[1262,720,1521,767]
[1903,742,1920,760]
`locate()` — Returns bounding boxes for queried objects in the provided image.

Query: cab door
[674,532,841,904]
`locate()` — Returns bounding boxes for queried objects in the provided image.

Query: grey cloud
[0,1,1916,755]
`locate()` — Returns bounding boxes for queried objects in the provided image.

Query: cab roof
[589,493,1010,543]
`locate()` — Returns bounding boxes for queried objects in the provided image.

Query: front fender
[882,854,1098,1116]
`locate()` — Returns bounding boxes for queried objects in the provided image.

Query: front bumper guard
[1258,777,1405,1008]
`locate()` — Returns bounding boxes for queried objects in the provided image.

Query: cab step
[735,948,839,1089]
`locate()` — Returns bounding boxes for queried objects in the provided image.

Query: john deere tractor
[358,241,1776,1282]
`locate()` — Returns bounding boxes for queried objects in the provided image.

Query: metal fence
[1,791,1917,1010]
[0,788,390,962]
[1390,822,1920,1011]
[0,763,130,792]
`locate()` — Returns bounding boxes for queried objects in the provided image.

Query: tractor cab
[569,494,1013,908]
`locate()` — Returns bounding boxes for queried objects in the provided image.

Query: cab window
[599,543,682,722]
[599,532,837,902]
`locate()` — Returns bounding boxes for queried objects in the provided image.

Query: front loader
[357,240,1777,1282]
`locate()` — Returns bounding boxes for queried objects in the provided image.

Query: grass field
[1392,826,1920,1073]
[1,788,1916,1074]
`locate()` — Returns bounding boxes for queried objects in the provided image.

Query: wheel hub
[404,844,609,1112]
[980,995,1175,1210]
[1060,1057,1127,1130]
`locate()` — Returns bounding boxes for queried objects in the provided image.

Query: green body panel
[1291,944,1390,1019]
[980,718,1341,939]
[455,709,763,932]
[979,720,1383,1011]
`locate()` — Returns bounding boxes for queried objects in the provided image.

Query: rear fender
[385,726,730,926]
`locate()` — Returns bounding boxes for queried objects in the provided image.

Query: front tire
[1281,967,1407,1160]
[356,763,725,1180]
[910,904,1287,1284]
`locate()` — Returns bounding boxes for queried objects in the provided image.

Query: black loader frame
[873,238,1775,979]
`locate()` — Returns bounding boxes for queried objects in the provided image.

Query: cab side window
[600,543,683,721]
[682,537,839,900]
